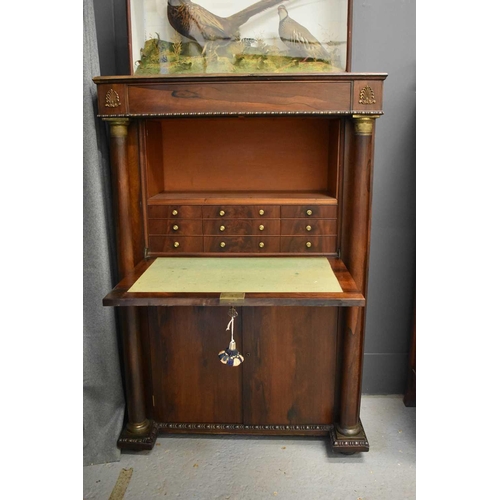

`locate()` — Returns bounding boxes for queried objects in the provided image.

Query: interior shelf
[147,191,338,205]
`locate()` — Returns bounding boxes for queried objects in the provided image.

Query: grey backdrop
[91,0,416,394]
[83,0,125,466]
[351,1,416,393]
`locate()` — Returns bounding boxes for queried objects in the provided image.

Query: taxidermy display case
[129,0,350,74]
[94,0,386,455]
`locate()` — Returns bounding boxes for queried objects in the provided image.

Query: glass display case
[128,0,351,75]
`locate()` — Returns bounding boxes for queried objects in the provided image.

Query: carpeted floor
[83,395,415,499]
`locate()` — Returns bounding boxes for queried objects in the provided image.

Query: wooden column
[104,118,134,275]
[104,118,156,449]
[332,115,379,452]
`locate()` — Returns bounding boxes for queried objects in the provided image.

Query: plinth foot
[330,420,369,454]
[117,420,158,451]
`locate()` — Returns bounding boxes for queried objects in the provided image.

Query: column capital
[103,118,130,138]
[352,114,381,136]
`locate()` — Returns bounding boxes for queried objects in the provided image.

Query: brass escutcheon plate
[220,292,246,303]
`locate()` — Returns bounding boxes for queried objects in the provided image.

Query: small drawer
[281,219,337,236]
[280,236,337,253]
[149,236,203,253]
[203,219,280,235]
[149,219,203,235]
[202,205,279,219]
[281,205,337,219]
[204,236,280,253]
[148,205,203,219]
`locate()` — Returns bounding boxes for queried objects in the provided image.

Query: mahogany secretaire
[94,0,385,456]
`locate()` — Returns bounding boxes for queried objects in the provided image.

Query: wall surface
[92,0,416,394]
[351,0,416,393]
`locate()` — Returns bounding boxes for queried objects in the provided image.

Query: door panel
[149,307,243,423]
[242,307,337,425]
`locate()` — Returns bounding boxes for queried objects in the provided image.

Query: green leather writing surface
[128,257,342,293]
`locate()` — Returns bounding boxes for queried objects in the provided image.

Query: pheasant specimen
[278,5,331,62]
[167,0,286,49]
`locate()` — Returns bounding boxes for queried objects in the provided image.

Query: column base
[117,420,159,450]
[330,420,369,454]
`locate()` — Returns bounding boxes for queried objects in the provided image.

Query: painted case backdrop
[130,0,348,74]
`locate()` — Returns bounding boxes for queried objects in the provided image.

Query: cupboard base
[116,420,369,454]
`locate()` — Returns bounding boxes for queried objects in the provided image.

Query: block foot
[330,420,369,454]
[117,420,158,451]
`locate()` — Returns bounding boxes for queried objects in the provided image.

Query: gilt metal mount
[105,88,121,108]
[358,85,376,105]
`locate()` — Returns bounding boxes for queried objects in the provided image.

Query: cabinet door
[242,307,337,425]
[149,307,243,423]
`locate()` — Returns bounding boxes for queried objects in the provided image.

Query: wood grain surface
[149,307,243,424]
[242,307,337,425]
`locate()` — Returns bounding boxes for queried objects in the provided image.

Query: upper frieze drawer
[125,81,351,116]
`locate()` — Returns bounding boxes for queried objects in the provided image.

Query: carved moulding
[159,422,333,432]
[97,111,384,119]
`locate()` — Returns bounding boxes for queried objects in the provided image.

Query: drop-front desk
[94,73,386,454]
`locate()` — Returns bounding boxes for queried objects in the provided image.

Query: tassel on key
[219,307,244,367]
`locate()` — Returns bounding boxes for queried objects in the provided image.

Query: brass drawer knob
[306,241,312,248]
[219,210,225,216]
[259,242,265,248]
[220,242,226,248]
[259,225,265,231]
[172,209,178,216]
[173,225,179,231]
[174,241,180,248]
[259,209,265,216]
[306,209,313,216]
[306,225,312,232]
[220,225,225,232]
